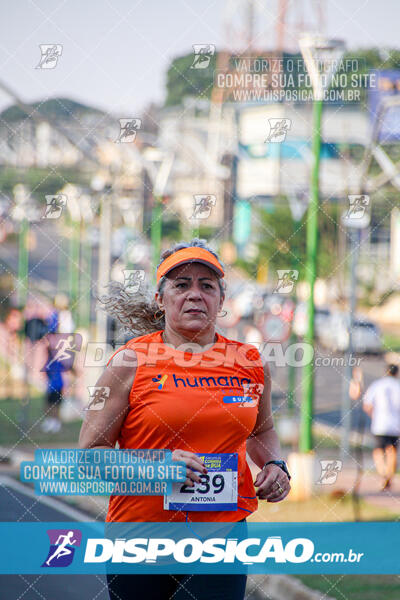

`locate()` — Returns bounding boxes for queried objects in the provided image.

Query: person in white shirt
[363,364,400,490]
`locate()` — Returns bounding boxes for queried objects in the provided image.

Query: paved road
[270,344,385,433]
[0,475,109,600]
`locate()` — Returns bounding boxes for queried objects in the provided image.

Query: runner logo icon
[42,529,82,567]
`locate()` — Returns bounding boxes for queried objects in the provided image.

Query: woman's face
[155,262,224,333]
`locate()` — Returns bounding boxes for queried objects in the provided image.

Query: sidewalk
[331,463,400,514]
[311,428,400,514]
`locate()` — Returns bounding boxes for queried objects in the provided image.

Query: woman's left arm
[246,362,291,502]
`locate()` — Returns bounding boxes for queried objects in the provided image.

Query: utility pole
[341,227,359,457]
[340,203,370,458]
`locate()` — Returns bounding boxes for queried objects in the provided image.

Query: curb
[249,574,336,600]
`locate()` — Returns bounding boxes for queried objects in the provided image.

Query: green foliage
[382,332,400,353]
[350,47,400,70]
[197,225,217,240]
[235,257,258,280]
[165,53,217,107]
[255,201,339,280]
[162,217,181,240]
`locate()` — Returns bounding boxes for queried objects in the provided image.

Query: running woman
[79,239,291,600]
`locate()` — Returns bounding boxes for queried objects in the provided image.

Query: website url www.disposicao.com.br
[83,536,364,565]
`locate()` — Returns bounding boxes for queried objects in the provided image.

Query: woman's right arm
[78,350,137,450]
[79,348,207,486]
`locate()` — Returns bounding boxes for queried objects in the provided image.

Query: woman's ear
[154,291,164,311]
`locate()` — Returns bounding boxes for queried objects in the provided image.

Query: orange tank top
[106,329,264,522]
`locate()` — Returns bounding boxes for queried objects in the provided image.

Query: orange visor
[156,247,224,285]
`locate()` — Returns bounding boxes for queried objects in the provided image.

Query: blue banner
[1,522,399,574]
[368,69,400,141]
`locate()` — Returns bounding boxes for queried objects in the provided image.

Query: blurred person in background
[40,295,75,433]
[51,293,75,333]
[363,364,400,491]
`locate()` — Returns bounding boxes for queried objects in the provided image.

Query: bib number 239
[164,453,238,511]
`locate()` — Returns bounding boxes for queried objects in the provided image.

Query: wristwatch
[263,460,291,481]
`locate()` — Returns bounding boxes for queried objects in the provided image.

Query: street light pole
[298,34,345,454]
[12,184,31,431]
[300,97,323,452]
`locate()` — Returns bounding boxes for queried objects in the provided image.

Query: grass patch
[313,433,340,449]
[383,332,400,352]
[250,492,398,522]
[0,395,82,448]
[253,495,399,599]
[313,432,369,452]
[294,575,400,600]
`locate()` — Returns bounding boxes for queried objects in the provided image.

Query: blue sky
[0,0,398,116]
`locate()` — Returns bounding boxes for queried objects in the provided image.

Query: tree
[253,201,339,281]
[165,53,217,107]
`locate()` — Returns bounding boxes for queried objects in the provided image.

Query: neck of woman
[161,326,217,352]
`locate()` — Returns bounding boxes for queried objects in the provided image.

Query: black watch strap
[263,460,291,480]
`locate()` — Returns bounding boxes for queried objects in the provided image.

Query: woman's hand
[254,464,291,502]
[172,450,207,487]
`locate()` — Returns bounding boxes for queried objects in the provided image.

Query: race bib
[163,453,238,511]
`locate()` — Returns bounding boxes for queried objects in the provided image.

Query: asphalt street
[0,476,109,600]
[271,344,384,433]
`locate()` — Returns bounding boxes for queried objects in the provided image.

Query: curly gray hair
[99,238,226,337]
